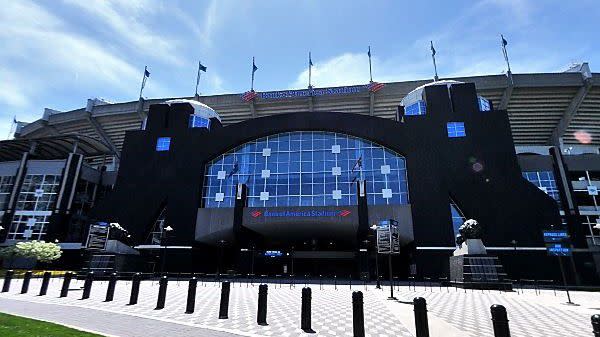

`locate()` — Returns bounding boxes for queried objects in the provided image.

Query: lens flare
[472,162,484,172]
[573,130,592,144]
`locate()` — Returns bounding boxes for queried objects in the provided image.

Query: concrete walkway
[0,297,243,337]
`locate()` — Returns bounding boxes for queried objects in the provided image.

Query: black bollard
[2,270,14,293]
[60,272,73,298]
[257,284,268,326]
[218,281,231,319]
[490,304,511,337]
[301,287,314,333]
[39,271,51,296]
[352,291,365,337]
[414,297,430,337]
[185,277,197,314]
[129,273,141,305]
[155,275,168,309]
[105,273,117,302]
[21,271,33,294]
[81,272,94,300]
[592,314,600,337]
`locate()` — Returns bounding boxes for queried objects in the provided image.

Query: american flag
[242,90,258,102]
[368,81,385,93]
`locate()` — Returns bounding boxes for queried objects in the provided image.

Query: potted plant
[0,241,62,269]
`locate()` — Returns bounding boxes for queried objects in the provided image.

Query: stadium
[1,63,599,285]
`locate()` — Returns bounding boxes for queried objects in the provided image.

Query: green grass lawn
[0,313,104,337]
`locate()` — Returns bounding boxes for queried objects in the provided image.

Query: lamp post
[160,225,174,275]
[369,225,381,289]
[217,239,227,279]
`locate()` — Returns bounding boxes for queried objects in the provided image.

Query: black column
[356,180,370,279]
[233,183,249,245]
[48,153,84,242]
[549,147,584,247]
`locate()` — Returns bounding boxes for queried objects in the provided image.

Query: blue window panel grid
[447,122,466,138]
[156,137,171,151]
[189,115,211,129]
[521,170,561,206]
[478,96,491,112]
[404,100,427,116]
[202,131,409,208]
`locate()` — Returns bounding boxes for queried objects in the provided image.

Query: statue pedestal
[450,240,512,290]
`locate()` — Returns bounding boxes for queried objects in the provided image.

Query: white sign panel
[587,185,598,196]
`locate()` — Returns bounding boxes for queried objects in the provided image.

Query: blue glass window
[404,100,427,116]
[521,170,561,205]
[478,96,491,112]
[189,115,210,129]
[450,201,465,244]
[447,122,466,138]
[203,131,409,208]
[156,137,171,151]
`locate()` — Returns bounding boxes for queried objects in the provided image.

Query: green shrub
[0,241,62,263]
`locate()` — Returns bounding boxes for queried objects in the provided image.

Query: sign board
[264,250,283,257]
[85,222,110,250]
[587,185,598,196]
[542,230,570,243]
[376,220,400,254]
[546,243,572,256]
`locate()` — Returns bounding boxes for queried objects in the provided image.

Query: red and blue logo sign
[251,209,351,218]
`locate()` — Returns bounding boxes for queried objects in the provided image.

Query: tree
[0,241,62,263]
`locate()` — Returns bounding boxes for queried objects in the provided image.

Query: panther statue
[455,219,483,247]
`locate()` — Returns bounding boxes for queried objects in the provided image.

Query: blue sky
[1,0,599,138]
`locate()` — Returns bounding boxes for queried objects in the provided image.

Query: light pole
[160,225,174,275]
[369,225,381,289]
[217,239,227,279]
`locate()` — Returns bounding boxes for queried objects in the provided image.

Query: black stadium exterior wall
[91,83,562,273]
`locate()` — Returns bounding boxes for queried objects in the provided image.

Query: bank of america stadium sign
[251,209,352,218]
[241,82,385,102]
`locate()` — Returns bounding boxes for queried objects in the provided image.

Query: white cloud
[62,0,182,66]
[0,1,167,125]
[291,53,371,89]
[0,68,29,108]
[290,52,435,89]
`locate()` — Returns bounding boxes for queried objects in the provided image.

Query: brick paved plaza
[1,276,598,337]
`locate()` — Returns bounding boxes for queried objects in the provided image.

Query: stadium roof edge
[15,70,598,146]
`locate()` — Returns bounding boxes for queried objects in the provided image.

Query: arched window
[202,131,409,208]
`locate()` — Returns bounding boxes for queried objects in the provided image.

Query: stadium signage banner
[259,85,366,100]
[251,209,351,218]
[241,82,385,101]
[243,206,358,227]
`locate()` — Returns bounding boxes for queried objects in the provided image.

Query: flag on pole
[139,66,150,98]
[351,155,363,182]
[430,41,439,81]
[368,46,373,82]
[195,61,207,96]
[308,52,313,88]
[500,34,511,73]
[251,57,258,91]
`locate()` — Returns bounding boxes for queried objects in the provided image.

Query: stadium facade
[1,64,600,284]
